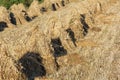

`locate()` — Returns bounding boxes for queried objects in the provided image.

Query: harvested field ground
[0,0,120,80]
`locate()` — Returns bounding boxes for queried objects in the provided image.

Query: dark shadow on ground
[9,12,17,25]
[80,14,89,36]
[22,10,32,22]
[0,21,8,32]
[51,38,67,57]
[66,28,77,47]
[18,52,46,80]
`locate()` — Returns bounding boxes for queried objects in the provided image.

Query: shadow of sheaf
[0,21,8,32]
[18,52,46,80]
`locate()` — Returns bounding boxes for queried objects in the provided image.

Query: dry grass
[0,0,120,80]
